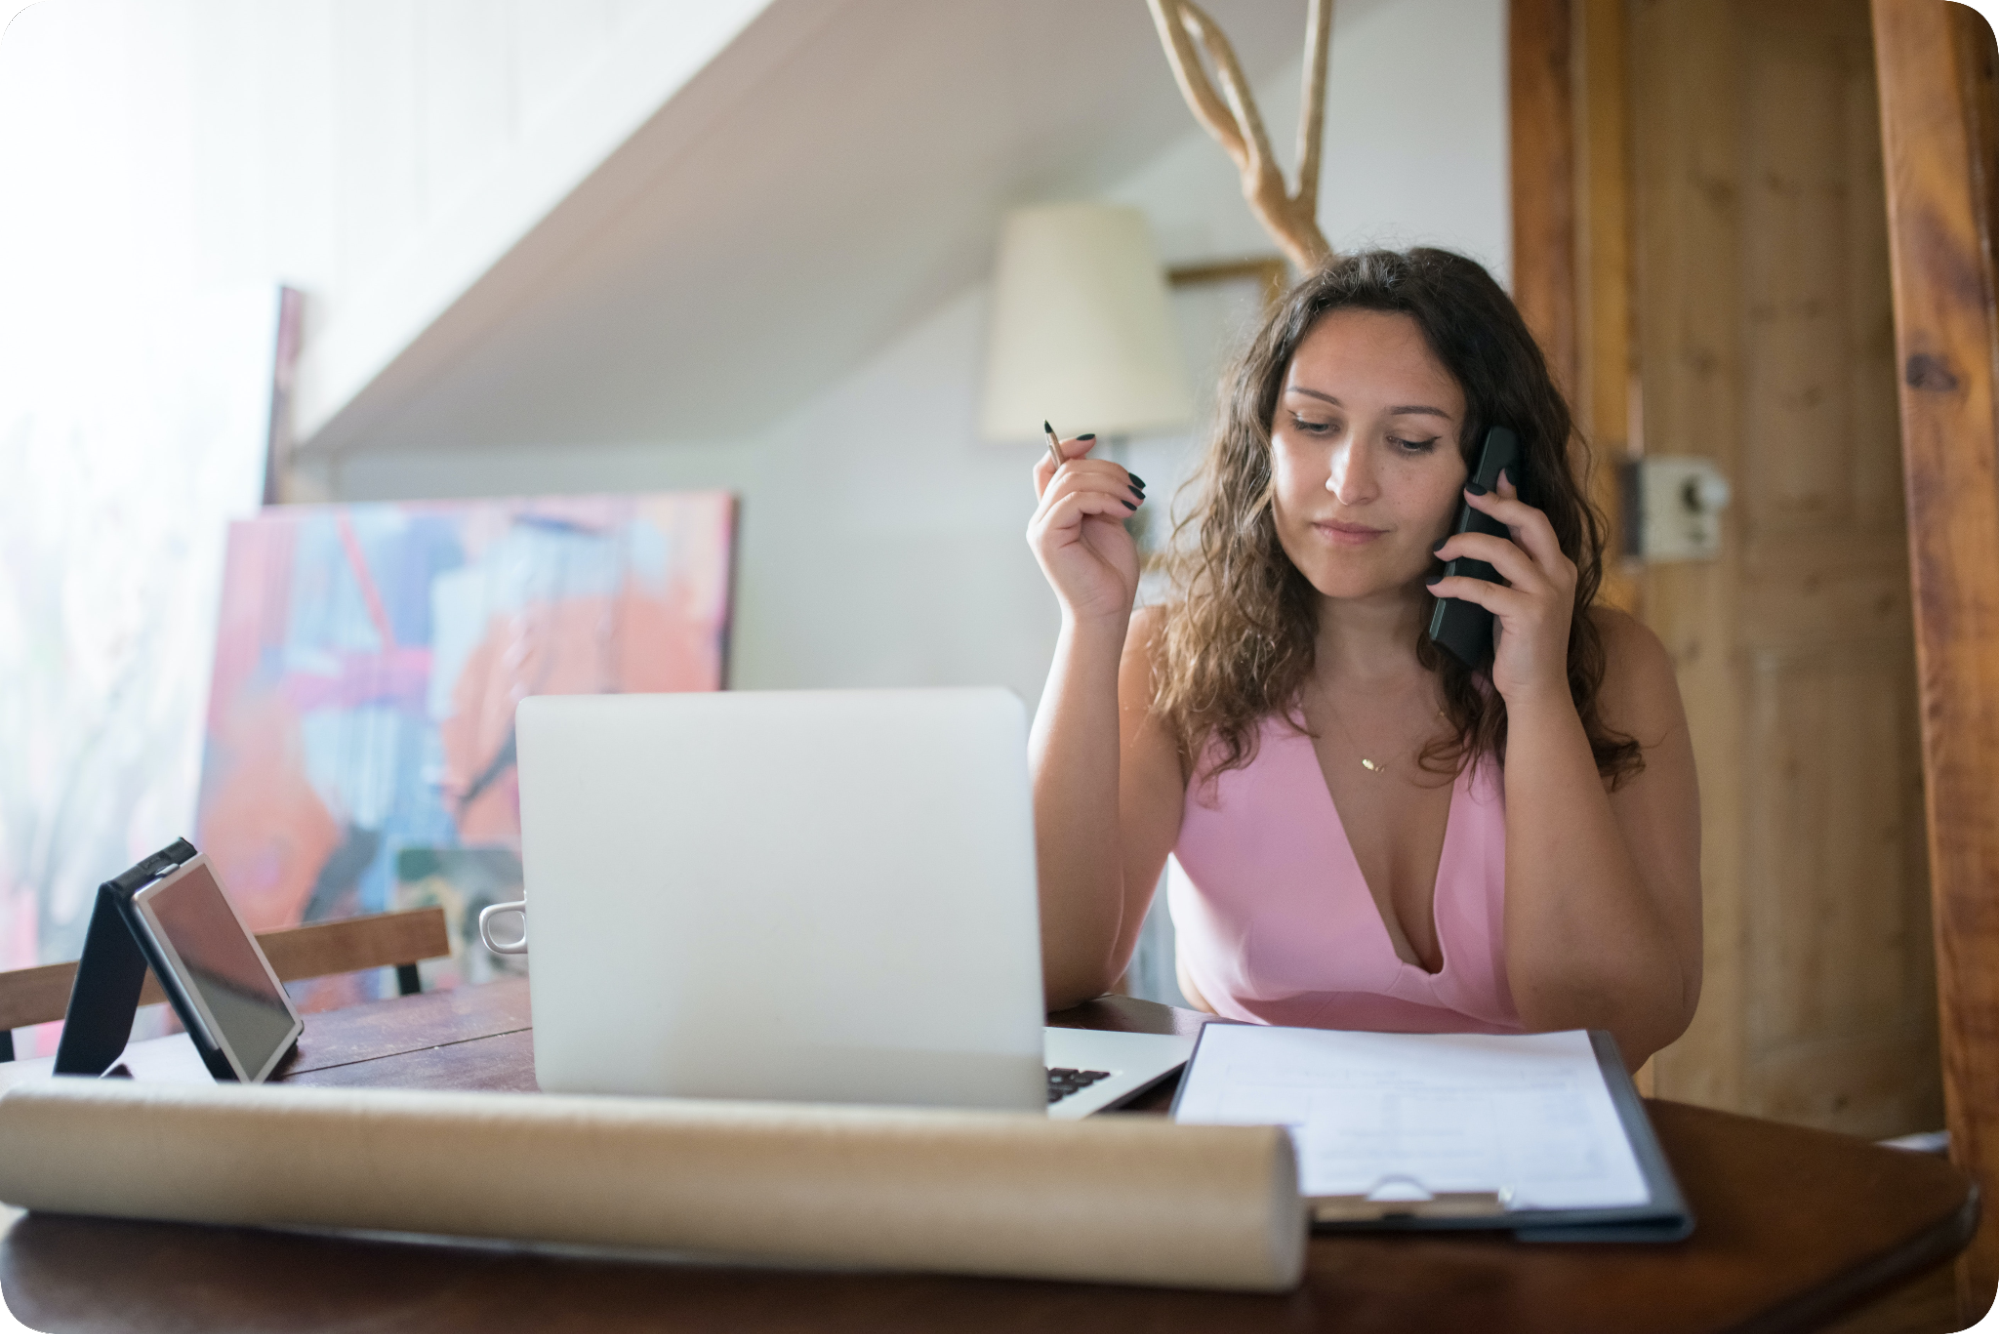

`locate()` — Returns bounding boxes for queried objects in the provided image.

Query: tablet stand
[52,838,199,1077]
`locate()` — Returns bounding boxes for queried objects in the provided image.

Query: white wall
[136,0,696,302]
[337,0,1511,717]
[135,0,777,450]
[333,272,1273,712]
[1115,0,1509,280]
[340,288,1069,706]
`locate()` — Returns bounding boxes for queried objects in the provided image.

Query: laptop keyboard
[1047,1066,1113,1104]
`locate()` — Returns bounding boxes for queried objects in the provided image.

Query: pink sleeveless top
[1168,715,1522,1033]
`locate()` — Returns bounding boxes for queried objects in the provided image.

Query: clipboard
[1170,1026,1694,1242]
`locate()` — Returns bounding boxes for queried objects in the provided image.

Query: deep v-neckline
[1301,728,1460,978]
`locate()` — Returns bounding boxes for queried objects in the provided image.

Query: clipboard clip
[1310,1175,1516,1223]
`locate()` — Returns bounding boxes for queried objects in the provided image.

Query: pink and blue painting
[194,492,734,1006]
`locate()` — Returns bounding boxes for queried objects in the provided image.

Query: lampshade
[980,203,1194,442]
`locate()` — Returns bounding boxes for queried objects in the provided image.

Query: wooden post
[1570,0,1637,616]
[1509,0,1578,402]
[1871,0,1999,1321]
[1510,0,1637,613]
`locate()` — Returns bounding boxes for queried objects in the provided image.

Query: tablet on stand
[53,839,303,1083]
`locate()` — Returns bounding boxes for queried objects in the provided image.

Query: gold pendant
[1360,757,1384,772]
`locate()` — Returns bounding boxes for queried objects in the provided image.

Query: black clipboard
[1170,1026,1694,1243]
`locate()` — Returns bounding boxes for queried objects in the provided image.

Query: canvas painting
[194,492,734,1006]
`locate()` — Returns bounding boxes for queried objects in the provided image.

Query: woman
[1026,249,1700,1068]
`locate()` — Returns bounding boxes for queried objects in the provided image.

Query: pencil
[1043,420,1065,471]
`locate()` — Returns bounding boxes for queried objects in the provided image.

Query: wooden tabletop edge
[1738,1182,1980,1333]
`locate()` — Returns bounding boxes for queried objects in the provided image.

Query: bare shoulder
[1585,605,1686,746]
[1587,604,1670,675]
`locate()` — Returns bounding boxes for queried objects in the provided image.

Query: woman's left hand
[1427,470,1578,707]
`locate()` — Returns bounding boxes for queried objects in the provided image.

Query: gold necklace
[1322,691,1391,774]
[1321,690,1447,775]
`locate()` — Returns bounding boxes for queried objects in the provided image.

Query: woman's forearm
[1029,612,1130,1007]
[1500,689,1692,1065]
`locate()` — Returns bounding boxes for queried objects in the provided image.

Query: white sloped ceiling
[295,0,1309,456]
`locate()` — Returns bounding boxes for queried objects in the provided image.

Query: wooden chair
[0,907,453,1063]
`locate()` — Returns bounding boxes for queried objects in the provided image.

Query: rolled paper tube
[0,1081,1305,1292]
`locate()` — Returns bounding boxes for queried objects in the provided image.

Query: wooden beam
[1571,0,1638,614]
[1514,0,1642,619]
[1510,0,1579,400]
[1511,0,1638,608]
[1871,0,1999,1320]
[1573,0,1632,457]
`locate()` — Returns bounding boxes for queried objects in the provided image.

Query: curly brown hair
[1154,248,1642,789]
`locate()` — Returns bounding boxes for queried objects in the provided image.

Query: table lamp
[980,203,1194,443]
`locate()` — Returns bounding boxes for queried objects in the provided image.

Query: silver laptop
[513,688,1191,1118]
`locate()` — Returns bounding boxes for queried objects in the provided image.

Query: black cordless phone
[1427,425,1521,668]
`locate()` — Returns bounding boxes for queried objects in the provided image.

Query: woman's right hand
[1026,434,1146,626]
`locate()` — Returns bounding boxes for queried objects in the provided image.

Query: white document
[1173,1026,1650,1211]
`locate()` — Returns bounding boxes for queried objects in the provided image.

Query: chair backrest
[0,907,453,1057]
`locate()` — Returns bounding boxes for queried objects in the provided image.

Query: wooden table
[0,979,1976,1332]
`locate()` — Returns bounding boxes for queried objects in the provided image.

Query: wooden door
[1514,0,1942,1139]
[1631,0,1939,1139]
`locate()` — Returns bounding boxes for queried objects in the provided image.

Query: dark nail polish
[1121,498,1137,512]
[1078,432,1097,441]
[1430,538,1447,553]
[1466,482,1489,496]
[1128,473,1147,488]
[1425,574,1444,587]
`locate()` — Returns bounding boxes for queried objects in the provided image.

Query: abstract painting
[194,492,734,1007]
